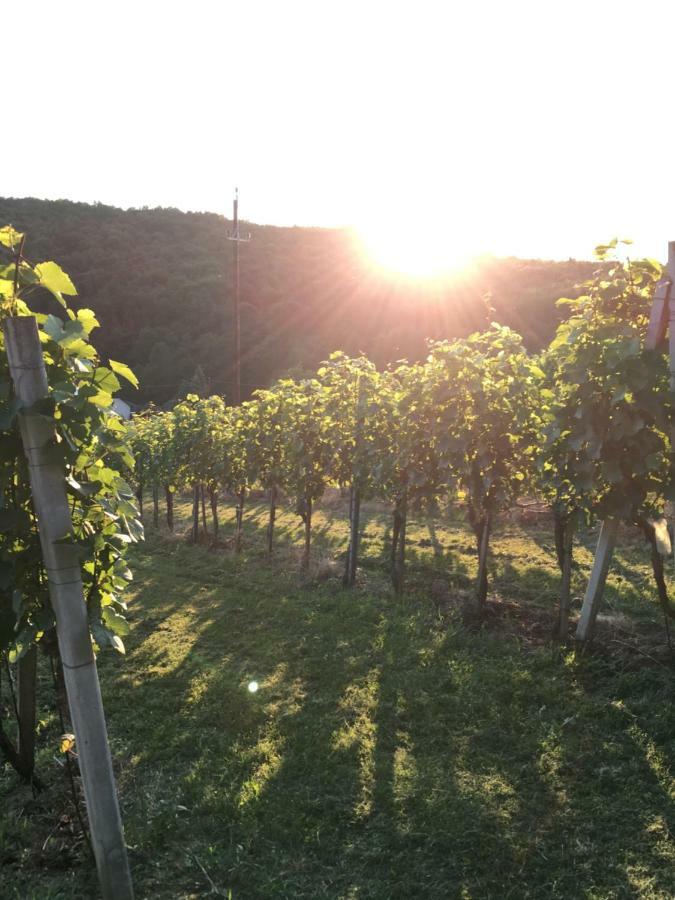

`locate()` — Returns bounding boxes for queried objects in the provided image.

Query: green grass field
[2,495,674,899]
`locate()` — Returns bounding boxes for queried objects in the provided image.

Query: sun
[355,219,481,280]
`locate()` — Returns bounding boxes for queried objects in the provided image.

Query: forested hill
[0,197,598,405]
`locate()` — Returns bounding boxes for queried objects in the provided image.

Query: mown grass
[1,495,674,899]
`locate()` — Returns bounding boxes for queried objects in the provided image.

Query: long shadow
[108,506,675,894]
[525,655,675,897]
[97,539,393,895]
[91,525,675,899]
[404,542,472,581]
[143,505,661,636]
[494,558,561,610]
[152,495,398,574]
[360,617,524,897]
[367,614,675,898]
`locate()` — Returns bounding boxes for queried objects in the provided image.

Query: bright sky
[4,0,675,263]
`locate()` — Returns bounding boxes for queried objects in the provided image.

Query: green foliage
[130,407,177,492]
[219,403,255,498]
[317,352,381,494]
[275,378,333,509]
[109,359,139,389]
[0,229,141,657]
[369,362,441,511]
[127,239,674,617]
[169,395,228,492]
[34,261,77,307]
[246,387,287,492]
[428,325,545,522]
[542,246,670,524]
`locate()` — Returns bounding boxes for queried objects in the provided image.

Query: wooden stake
[344,379,365,588]
[200,484,208,535]
[267,485,277,555]
[17,645,37,775]
[301,497,312,569]
[476,514,491,609]
[234,491,245,553]
[191,484,199,543]
[556,519,574,640]
[575,517,619,642]
[209,487,219,542]
[4,316,134,900]
[667,242,675,574]
[165,486,174,532]
[343,484,361,587]
[393,491,407,594]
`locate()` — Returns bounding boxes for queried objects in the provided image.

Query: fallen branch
[609,638,671,669]
[191,853,229,897]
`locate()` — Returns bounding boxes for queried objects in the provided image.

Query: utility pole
[227,188,251,404]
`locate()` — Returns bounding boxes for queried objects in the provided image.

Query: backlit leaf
[35,261,77,304]
[0,226,23,249]
[109,359,139,389]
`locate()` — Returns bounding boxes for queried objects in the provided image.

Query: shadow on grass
[8,501,674,899]
[95,533,675,899]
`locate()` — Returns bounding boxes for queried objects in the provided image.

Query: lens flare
[355,219,480,280]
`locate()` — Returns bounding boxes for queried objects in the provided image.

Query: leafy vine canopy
[0,226,141,660]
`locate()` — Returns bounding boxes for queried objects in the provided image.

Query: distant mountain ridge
[0,196,598,404]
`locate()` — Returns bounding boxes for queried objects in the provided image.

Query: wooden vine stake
[4,316,134,900]
[344,378,365,588]
[17,645,37,774]
[576,241,675,642]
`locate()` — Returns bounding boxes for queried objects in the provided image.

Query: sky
[4,0,675,262]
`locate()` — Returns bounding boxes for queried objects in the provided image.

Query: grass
[1,494,674,898]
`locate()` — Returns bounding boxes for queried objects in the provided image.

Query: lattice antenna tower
[227,187,251,404]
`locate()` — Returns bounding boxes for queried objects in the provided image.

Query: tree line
[0,196,598,406]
